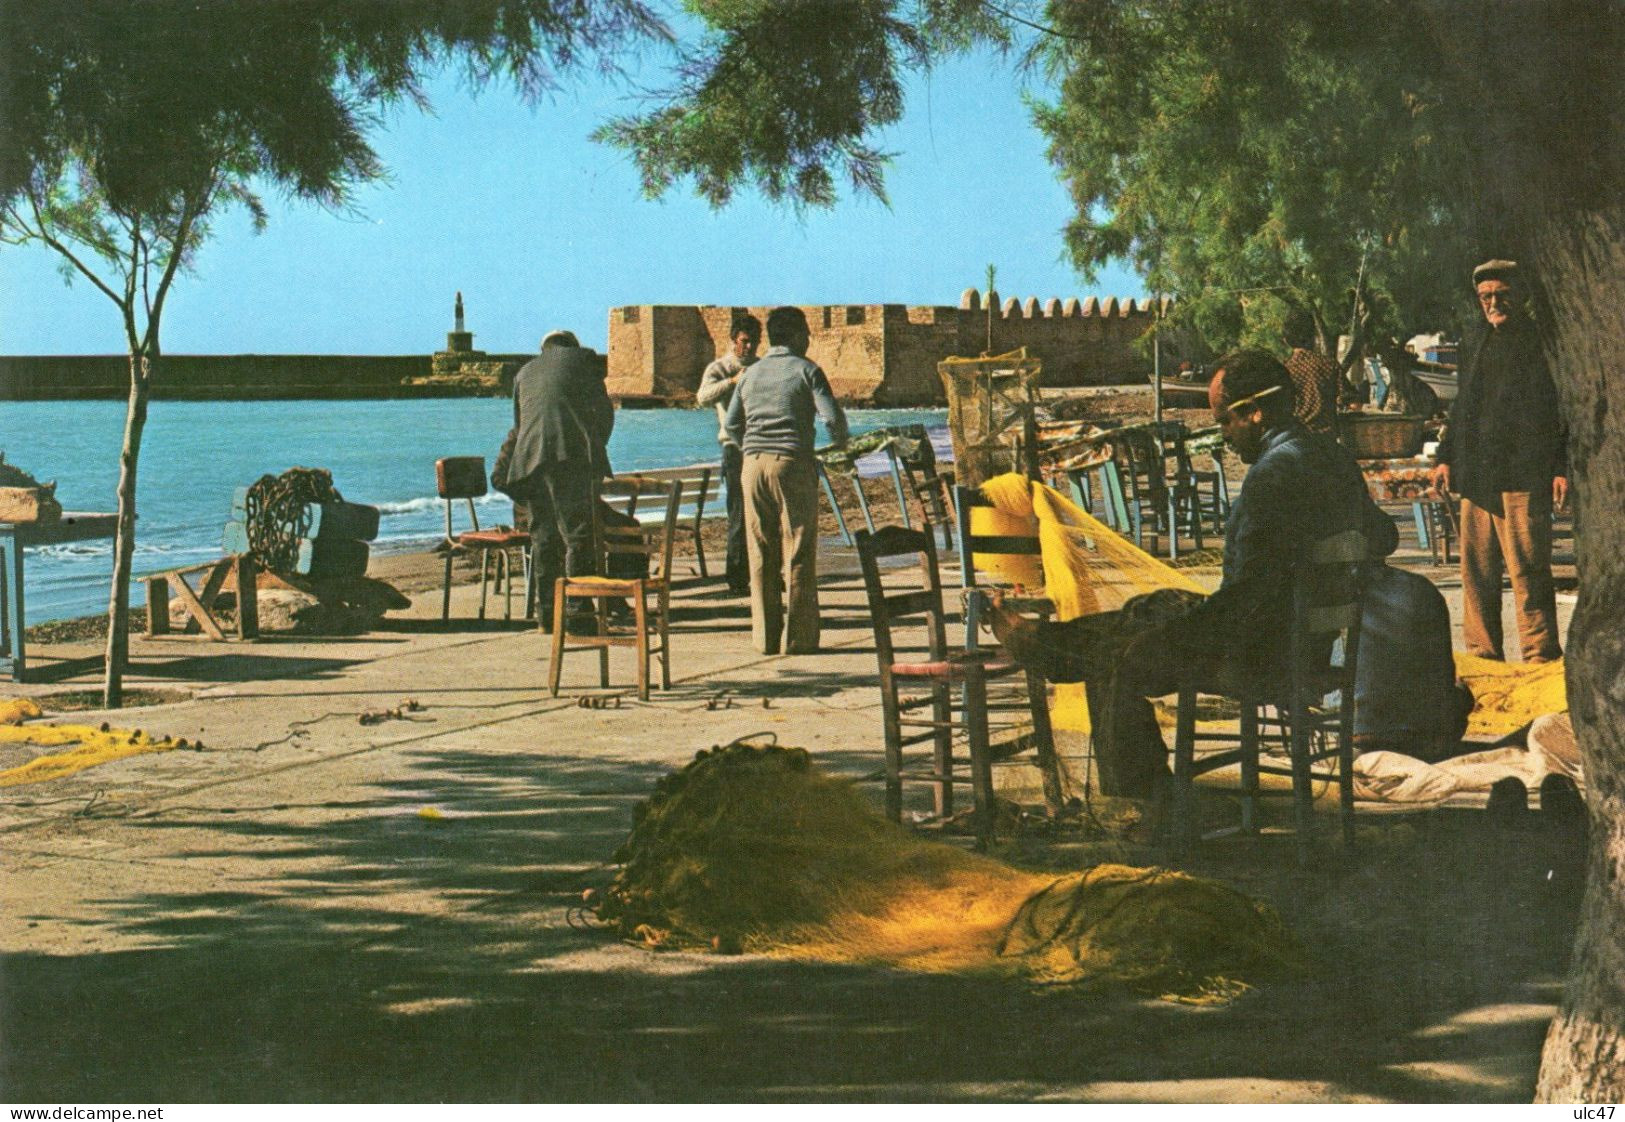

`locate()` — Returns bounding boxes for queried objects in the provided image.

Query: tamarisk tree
[0,0,664,706]
[1028,0,1478,364]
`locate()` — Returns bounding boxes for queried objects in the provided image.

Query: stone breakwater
[0,353,535,401]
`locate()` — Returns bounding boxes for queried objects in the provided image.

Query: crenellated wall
[605,291,1173,405]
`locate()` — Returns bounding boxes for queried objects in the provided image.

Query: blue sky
[0,49,1145,356]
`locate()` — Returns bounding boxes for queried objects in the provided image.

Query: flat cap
[1472,259,1518,284]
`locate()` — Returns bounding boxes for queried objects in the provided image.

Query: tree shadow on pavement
[0,743,1584,1103]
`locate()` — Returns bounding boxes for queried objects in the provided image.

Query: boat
[1411,359,1458,402]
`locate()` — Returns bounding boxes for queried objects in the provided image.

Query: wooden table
[0,512,118,681]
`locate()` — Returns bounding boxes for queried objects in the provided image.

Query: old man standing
[1431,259,1568,663]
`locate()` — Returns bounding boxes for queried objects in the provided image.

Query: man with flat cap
[508,329,614,632]
[1431,260,1568,663]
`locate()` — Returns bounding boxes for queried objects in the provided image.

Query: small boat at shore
[1411,359,1458,402]
[1156,378,1211,409]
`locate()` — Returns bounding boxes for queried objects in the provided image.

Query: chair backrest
[1291,529,1369,694]
[953,483,1043,591]
[436,456,486,538]
[953,482,1050,648]
[600,476,684,582]
[854,525,948,672]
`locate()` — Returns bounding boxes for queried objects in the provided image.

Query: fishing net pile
[597,742,1305,1003]
[1454,653,1567,737]
[0,699,183,787]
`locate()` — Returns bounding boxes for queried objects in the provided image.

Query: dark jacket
[1435,318,1567,512]
[508,346,614,490]
[1186,421,1397,652]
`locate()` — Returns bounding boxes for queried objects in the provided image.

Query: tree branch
[26,191,130,311]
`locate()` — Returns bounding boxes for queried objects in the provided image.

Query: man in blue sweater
[724,306,848,654]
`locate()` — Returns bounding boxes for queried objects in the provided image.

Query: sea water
[0,399,947,624]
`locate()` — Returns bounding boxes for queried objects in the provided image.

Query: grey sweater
[724,346,849,456]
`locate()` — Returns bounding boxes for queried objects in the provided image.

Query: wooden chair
[856,525,1063,848]
[953,483,1054,650]
[1117,425,1206,559]
[603,464,720,580]
[436,456,531,622]
[548,476,681,701]
[1169,529,1369,865]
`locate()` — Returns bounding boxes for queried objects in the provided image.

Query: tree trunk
[102,350,151,709]
[1417,0,1625,1099]
[1527,206,1625,1101]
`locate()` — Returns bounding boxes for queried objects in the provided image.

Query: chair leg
[1172,686,1198,856]
[882,685,905,823]
[964,662,995,850]
[499,549,513,621]
[633,583,650,702]
[657,586,671,690]
[596,599,610,689]
[931,679,953,818]
[1239,701,1260,834]
[1338,692,1357,851]
[547,580,567,696]
[477,549,490,621]
[442,551,453,621]
[1289,702,1316,867]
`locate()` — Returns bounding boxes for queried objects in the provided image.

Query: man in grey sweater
[724,306,848,654]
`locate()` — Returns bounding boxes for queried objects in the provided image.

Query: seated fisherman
[988,350,1398,798]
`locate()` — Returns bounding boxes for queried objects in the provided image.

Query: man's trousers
[721,443,749,593]
[1459,490,1562,662]
[742,451,820,655]
[524,460,600,625]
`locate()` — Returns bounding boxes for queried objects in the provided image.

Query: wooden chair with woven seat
[952,482,1056,651]
[1169,529,1369,865]
[435,456,531,621]
[856,523,1064,849]
[547,476,682,701]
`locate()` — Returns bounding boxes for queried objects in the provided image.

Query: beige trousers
[742,452,820,654]
[1460,491,1562,662]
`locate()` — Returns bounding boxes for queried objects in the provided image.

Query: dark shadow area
[14,653,105,684]
[125,653,368,683]
[373,617,540,636]
[0,734,1583,1103]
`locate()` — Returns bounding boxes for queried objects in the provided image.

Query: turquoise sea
[0,399,947,625]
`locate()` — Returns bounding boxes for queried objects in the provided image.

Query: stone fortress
[1,291,1172,404]
[606,290,1173,406]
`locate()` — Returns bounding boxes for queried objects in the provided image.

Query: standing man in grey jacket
[695,313,761,594]
[508,329,614,631]
[724,306,848,654]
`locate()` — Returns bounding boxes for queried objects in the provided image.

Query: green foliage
[595,0,1004,208]
[1028,0,1480,354]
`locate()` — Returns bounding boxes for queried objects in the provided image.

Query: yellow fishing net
[598,743,1305,1002]
[973,473,1210,733]
[1454,653,1567,737]
[0,699,183,787]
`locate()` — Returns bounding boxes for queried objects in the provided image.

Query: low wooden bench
[610,463,723,579]
[145,554,259,640]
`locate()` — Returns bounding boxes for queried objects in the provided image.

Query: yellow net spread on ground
[598,743,1305,1002]
[0,700,183,787]
[1454,654,1567,737]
